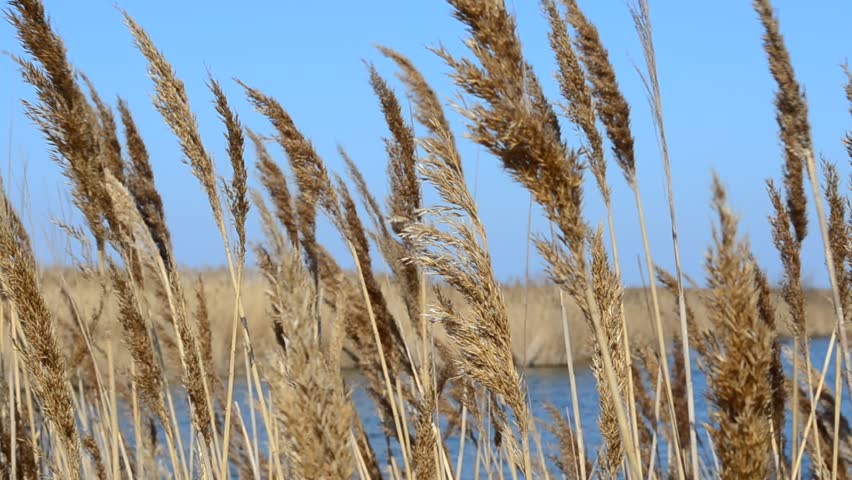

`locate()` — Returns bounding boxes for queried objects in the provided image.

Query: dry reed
[753,0,811,244]
[0,194,81,479]
[6,0,118,264]
[252,130,300,251]
[385,43,533,475]
[845,67,852,159]
[701,177,774,480]
[2,0,851,479]
[364,66,423,333]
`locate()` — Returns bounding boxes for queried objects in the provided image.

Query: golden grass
[2,0,850,477]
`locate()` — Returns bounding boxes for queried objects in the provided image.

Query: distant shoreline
[42,268,837,376]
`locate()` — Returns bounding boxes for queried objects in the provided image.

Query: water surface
[164,337,847,477]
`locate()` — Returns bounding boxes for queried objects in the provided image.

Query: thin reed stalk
[629,2,700,476]
[558,286,587,479]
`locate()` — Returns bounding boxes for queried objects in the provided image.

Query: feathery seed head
[563,0,636,182]
[703,175,774,480]
[209,75,249,260]
[754,0,811,242]
[124,11,225,234]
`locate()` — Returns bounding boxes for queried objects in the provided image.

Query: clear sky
[0,1,849,286]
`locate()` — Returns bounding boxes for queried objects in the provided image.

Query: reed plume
[162,273,213,447]
[251,130,300,251]
[0,196,81,479]
[209,76,250,263]
[116,43,217,452]
[103,265,178,478]
[256,226,353,479]
[340,287,407,446]
[768,180,809,347]
[253,186,312,358]
[587,228,628,476]
[110,265,168,429]
[240,82,340,276]
[126,18,268,473]
[756,0,852,415]
[562,0,634,182]
[366,65,420,234]
[823,162,850,319]
[563,5,687,471]
[753,0,811,243]
[123,13,223,235]
[545,8,641,454]
[0,177,33,263]
[336,180,412,379]
[364,67,424,327]
[702,176,773,480]
[274,335,354,480]
[82,435,106,480]
[630,360,658,473]
[80,75,125,186]
[435,0,639,474]
[6,0,113,256]
[103,172,213,448]
[382,44,532,474]
[242,81,414,389]
[242,80,417,467]
[314,256,407,452]
[194,277,216,393]
[118,98,173,272]
[338,148,386,241]
[252,191,290,284]
[845,67,851,158]
[630,1,701,474]
[437,0,585,251]
[754,264,787,470]
[340,145,431,379]
[412,387,438,480]
[543,0,607,202]
[240,81,345,356]
[656,268,703,357]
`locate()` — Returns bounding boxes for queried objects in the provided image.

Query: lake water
[165,336,848,477]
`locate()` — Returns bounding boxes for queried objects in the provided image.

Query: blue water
[155,336,848,477]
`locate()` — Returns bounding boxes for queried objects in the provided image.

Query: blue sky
[0,1,849,286]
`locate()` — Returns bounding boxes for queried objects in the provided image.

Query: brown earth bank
[41,267,837,380]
